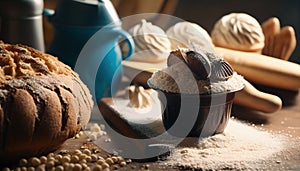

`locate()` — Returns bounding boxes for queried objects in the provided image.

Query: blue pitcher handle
[113,29,135,60]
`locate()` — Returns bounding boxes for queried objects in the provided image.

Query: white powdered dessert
[127,19,171,63]
[148,49,244,94]
[211,13,265,53]
[166,22,215,53]
[148,49,245,138]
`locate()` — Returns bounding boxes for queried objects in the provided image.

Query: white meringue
[128,85,153,108]
[211,13,265,52]
[166,22,215,53]
[128,19,171,63]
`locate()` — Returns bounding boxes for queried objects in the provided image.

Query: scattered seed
[36,164,46,171]
[55,165,64,171]
[1,131,130,171]
[63,162,70,169]
[105,158,114,165]
[55,154,63,161]
[30,157,41,167]
[47,153,55,158]
[61,155,71,163]
[71,155,80,163]
[73,149,82,155]
[14,167,21,171]
[83,149,92,156]
[47,156,56,162]
[46,160,55,169]
[120,161,127,167]
[40,156,48,164]
[80,159,87,164]
[19,158,28,167]
[96,159,105,165]
[92,165,102,171]
[111,156,118,163]
[27,166,35,171]
[79,153,87,160]
[84,167,91,171]
[86,156,92,162]
[73,163,82,171]
[101,162,110,169]
[98,156,104,161]
[91,154,98,162]
[1,167,10,171]
[67,163,75,170]
[81,163,88,169]
[117,156,125,162]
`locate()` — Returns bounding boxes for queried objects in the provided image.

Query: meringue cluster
[126,20,215,63]
[126,13,265,63]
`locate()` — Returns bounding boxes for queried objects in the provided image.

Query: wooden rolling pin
[234,79,282,113]
[215,47,300,91]
[123,63,282,113]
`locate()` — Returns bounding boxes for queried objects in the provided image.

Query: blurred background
[44,0,300,63]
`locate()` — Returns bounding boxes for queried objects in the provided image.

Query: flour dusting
[161,118,295,170]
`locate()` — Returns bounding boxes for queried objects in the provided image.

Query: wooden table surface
[54,88,300,171]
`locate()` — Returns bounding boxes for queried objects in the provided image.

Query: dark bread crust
[0,41,93,163]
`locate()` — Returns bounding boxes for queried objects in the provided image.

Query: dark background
[173,0,300,63]
[44,0,300,63]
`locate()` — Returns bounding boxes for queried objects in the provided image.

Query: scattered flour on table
[161,118,294,170]
[84,123,107,141]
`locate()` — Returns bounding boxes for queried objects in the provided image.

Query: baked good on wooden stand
[0,41,93,164]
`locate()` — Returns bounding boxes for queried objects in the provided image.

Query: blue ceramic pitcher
[44,0,134,101]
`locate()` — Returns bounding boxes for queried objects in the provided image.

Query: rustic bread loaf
[0,41,93,163]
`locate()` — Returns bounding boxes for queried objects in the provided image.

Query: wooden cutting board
[98,93,165,139]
